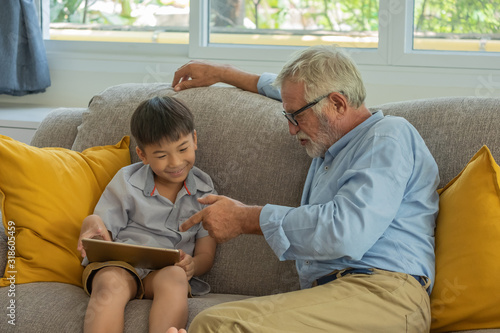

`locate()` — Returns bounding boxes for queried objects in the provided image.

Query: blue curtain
[0,0,51,96]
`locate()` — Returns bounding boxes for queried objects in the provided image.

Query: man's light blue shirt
[258,73,439,290]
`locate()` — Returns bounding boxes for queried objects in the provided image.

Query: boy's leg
[84,266,138,333]
[189,269,430,333]
[143,265,190,333]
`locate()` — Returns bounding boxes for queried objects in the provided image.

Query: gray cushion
[370,97,500,188]
[0,282,250,332]
[30,107,85,149]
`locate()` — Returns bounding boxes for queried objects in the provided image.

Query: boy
[77,96,217,333]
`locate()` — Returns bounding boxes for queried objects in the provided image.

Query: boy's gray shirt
[86,162,216,295]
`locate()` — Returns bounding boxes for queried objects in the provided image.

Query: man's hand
[180,195,263,243]
[77,215,112,258]
[175,250,195,280]
[172,60,228,91]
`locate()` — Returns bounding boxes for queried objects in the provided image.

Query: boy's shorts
[82,261,192,299]
[82,261,145,299]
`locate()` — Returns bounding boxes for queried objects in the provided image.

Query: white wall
[0,43,498,109]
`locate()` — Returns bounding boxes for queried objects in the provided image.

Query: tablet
[82,238,180,270]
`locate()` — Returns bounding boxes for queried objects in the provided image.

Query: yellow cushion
[430,146,500,332]
[0,135,130,287]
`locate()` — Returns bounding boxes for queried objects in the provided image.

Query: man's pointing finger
[180,210,204,232]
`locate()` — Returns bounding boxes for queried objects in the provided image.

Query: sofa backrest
[31,83,500,296]
[371,97,500,188]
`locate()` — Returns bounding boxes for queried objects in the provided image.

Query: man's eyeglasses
[282,92,340,126]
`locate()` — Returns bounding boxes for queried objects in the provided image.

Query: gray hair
[274,45,366,109]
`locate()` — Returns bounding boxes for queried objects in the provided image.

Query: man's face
[281,81,343,158]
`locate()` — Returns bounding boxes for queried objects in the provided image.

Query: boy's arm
[92,168,131,239]
[77,215,112,258]
[192,235,217,277]
[77,168,130,257]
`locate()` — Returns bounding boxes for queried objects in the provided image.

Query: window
[47,0,190,44]
[41,0,499,69]
[208,0,379,49]
[413,0,500,53]
[189,0,386,63]
[386,0,499,69]
[45,0,382,50]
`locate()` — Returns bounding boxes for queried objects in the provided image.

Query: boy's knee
[148,265,188,294]
[92,267,136,295]
[158,266,188,284]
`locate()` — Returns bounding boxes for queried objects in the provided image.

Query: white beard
[296,114,344,158]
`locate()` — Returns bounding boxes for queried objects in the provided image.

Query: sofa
[1,82,499,333]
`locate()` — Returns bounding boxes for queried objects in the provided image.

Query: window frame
[188,0,388,65]
[40,0,499,70]
[188,0,498,69]
[388,0,500,70]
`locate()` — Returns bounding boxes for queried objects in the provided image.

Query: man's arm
[172,60,260,93]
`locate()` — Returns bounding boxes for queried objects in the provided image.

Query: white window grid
[39,0,499,70]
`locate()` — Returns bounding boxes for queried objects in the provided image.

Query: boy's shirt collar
[184,168,197,195]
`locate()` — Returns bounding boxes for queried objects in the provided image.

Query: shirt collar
[324,110,384,159]
[142,165,156,196]
[183,168,197,196]
[131,164,210,197]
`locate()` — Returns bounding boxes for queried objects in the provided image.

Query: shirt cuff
[260,204,293,260]
[257,73,281,101]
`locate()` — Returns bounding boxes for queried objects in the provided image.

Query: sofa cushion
[371,97,500,188]
[30,107,86,149]
[0,281,251,332]
[0,135,130,287]
[430,146,500,332]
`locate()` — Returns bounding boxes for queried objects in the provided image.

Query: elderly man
[169,45,439,332]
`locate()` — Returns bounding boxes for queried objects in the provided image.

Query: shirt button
[324,166,329,171]
[305,260,310,265]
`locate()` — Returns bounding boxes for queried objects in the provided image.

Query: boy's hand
[77,215,112,258]
[175,250,194,281]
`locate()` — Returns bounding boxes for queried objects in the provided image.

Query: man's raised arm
[172,60,260,93]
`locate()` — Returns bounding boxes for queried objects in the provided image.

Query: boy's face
[136,131,197,186]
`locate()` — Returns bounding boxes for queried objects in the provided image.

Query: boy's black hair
[130,96,194,150]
